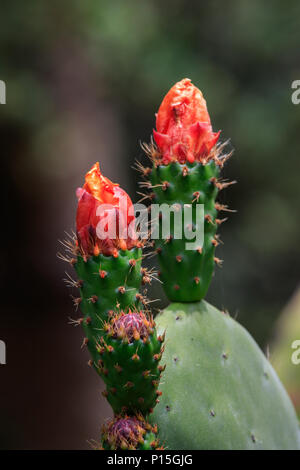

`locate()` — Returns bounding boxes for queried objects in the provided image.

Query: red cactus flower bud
[76,162,137,256]
[153,78,220,164]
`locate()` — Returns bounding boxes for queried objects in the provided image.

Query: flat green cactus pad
[151,300,300,449]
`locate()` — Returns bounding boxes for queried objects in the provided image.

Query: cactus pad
[151,300,300,449]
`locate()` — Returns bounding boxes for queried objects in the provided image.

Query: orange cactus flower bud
[76,163,137,256]
[153,78,220,164]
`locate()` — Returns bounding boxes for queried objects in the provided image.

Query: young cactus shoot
[71,163,143,366]
[141,78,233,301]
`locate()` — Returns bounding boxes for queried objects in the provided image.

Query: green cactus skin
[73,247,142,366]
[98,311,165,415]
[101,416,162,450]
[151,301,300,450]
[149,161,221,302]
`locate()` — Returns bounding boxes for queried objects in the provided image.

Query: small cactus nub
[101,415,162,450]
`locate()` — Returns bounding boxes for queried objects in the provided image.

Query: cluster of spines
[101,414,163,450]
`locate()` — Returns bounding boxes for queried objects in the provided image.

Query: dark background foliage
[0,0,299,449]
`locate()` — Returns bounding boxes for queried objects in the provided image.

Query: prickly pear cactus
[151,301,300,450]
[101,415,161,450]
[144,78,300,449]
[63,78,299,451]
[98,310,165,414]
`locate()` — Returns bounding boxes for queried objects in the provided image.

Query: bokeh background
[0,0,299,449]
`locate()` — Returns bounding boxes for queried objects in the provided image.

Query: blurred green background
[0,0,299,449]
